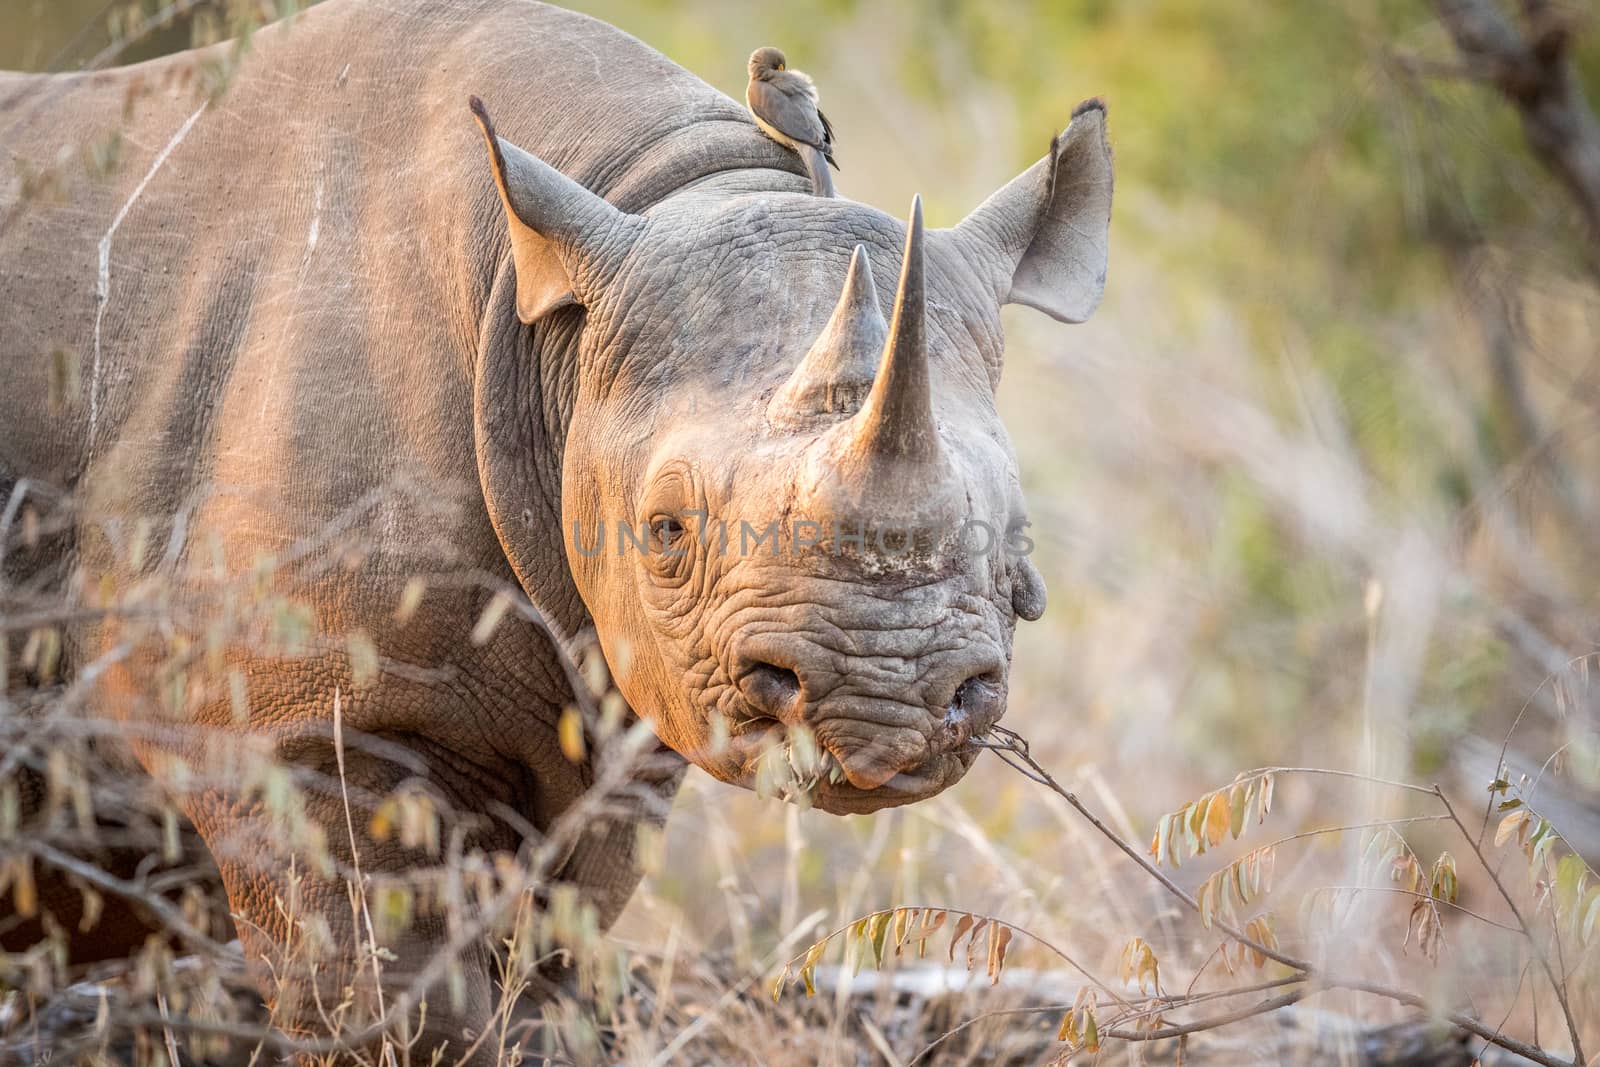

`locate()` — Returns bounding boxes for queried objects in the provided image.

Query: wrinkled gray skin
[0,0,1110,1055]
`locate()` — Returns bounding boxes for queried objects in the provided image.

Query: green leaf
[1430,852,1459,904]
[1497,797,1523,811]
[1529,820,1558,876]
[1580,886,1600,946]
[869,911,891,966]
[1186,800,1207,857]
[1555,854,1584,915]
[1152,814,1171,866]
[846,917,870,976]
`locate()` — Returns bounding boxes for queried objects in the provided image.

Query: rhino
[0,0,1111,1054]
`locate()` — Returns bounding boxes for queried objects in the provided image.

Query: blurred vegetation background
[4,0,1598,1055]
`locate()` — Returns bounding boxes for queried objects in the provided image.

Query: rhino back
[0,0,798,583]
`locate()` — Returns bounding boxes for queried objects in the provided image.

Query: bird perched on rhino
[746,46,839,197]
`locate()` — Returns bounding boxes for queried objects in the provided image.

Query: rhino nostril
[949,671,1003,722]
[738,662,804,721]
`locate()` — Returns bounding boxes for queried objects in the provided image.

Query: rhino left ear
[950,100,1113,324]
[470,97,642,324]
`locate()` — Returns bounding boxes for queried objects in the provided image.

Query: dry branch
[1433,0,1600,239]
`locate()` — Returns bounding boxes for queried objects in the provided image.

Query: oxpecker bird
[746,46,838,197]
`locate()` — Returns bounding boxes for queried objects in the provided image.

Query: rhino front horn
[848,195,937,465]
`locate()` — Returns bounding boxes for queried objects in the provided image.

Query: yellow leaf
[1120,936,1159,995]
[771,967,789,1002]
[1197,876,1215,929]
[78,887,104,933]
[346,629,379,688]
[394,577,426,625]
[1141,951,1160,995]
[370,798,396,841]
[1165,813,1183,867]
[558,706,586,763]
[949,914,975,961]
[1495,809,1529,848]
[1204,791,1230,848]
[11,856,36,919]
[893,907,914,953]
[1057,1010,1078,1044]
[1245,919,1267,968]
[471,591,513,646]
[965,918,989,970]
[996,925,1013,977]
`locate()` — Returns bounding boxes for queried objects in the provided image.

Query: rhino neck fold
[473,254,591,646]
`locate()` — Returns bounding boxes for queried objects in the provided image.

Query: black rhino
[0,0,1111,1055]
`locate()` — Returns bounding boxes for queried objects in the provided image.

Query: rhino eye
[649,515,687,553]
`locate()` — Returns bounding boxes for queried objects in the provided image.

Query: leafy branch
[787,726,1590,1067]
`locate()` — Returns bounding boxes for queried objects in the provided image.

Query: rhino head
[472,100,1112,814]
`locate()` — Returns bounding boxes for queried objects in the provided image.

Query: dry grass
[3,0,1600,1064]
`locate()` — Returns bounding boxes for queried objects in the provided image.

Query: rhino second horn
[769,244,887,426]
[849,195,937,463]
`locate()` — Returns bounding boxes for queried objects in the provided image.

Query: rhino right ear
[470,97,641,324]
[949,100,1113,325]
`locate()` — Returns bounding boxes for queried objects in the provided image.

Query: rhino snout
[731,639,1006,791]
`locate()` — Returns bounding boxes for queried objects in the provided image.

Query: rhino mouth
[721,677,1001,814]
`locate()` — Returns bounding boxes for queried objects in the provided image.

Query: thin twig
[1304,885,1521,932]
[1433,786,1588,1065]
[984,741,1578,1067]
[332,688,398,1067]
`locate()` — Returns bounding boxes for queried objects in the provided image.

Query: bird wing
[817,108,839,168]
[747,77,828,149]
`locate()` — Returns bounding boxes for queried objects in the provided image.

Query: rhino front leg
[183,753,503,1063]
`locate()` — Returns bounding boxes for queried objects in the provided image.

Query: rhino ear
[951,100,1112,324]
[470,97,641,324]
